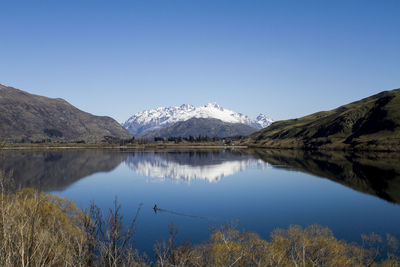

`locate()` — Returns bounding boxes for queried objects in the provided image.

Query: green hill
[0,84,133,143]
[243,88,400,151]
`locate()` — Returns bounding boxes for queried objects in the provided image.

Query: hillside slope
[0,84,132,142]
[141,117,258,139]
[243,89,400,151]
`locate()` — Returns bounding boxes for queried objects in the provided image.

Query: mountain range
[122,103,273,137]
[140,117,259,139]
[243,88,400,151]
[2,82,400,151]
[0,84,132,142]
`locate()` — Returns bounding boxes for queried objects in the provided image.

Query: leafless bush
[0,172,398,266]
[0,173,148,267]
[87,198,146,266]
[154,223,201,267]
[154,223,399,267]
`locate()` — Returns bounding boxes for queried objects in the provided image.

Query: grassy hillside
[243,89,400,151]
[0,84,132,142]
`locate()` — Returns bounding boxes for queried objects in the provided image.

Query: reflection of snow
[125,152,268,183]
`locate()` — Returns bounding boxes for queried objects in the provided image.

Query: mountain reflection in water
[248,149,400,204]
[0,150,127,191]
[0,149,399,204]
[124,150,268,183]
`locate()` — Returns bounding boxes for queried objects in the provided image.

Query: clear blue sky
[1,0,399,123]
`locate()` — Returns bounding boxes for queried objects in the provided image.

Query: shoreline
[0,144,248,150]
[2,141,400,152]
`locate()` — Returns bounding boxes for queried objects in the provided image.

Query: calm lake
[1,149,400,256]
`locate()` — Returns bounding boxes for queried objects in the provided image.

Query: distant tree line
[44,128,63,138]
[153,135,246,144]
[0,134,247,146]
[102,136,136,145]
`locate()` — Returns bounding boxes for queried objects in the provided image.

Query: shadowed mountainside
[243,89,400,151]
[247,149,400,204]
[0,84,132,142]
[0,150,127,191]
[140,117,258,139]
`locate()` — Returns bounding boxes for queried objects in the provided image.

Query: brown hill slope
[0,84,132,142]
[243,89,400,151]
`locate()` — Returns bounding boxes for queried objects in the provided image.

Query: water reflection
[0,149,399,205]
[125,150,268,183]
[0,150,127,191]
[248,149,400,204]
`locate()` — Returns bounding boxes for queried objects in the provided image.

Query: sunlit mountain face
[124,150,268,183]
[123,103,273,135]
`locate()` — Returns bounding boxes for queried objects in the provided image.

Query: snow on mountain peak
[180,104,195,110]
[123,103,273,135]
[255,113,274,128]
[205,102,223,110]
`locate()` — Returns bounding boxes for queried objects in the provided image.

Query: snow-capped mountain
[255,114,274,128]
[123,103,273,134]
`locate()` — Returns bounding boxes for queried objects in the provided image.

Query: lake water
[1,149,400,256]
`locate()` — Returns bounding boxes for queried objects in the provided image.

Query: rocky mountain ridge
[140,117,259,139]
[123,103,273,135]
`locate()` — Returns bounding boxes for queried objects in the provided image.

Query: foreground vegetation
[0,174,399,266]
[0,175,146,266]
